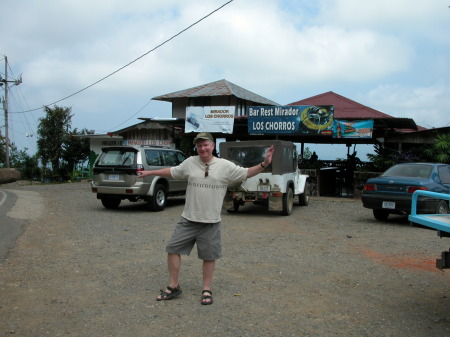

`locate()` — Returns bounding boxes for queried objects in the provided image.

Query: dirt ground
[1,181,450,337]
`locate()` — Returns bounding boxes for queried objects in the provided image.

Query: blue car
[361,163,450,220]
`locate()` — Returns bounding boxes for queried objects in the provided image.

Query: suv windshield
[97,149,137,167]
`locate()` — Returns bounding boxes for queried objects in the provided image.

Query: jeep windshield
[96,148,137,167]
[225,146,270,167]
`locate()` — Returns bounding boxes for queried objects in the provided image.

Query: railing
[408,190,450,233]
[408,190,450,269]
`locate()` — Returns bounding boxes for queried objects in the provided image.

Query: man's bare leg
[168,253,181,287]
[156,253,181,300]
[201,260,215,304]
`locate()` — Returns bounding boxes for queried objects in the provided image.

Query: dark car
[361,163,450,220]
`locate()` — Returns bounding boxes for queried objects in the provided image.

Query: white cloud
[365,83,450,128]
[154,1,414,95]
[320,0,449,37]
[1,0,449,160]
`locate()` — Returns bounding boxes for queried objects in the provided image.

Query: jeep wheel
[298,181,309,206]
[281,187,294,216]
[227,200,240,213]
[101,197,121,209]
[148,184,167,211]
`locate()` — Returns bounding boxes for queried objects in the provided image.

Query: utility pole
[1,55,22,168]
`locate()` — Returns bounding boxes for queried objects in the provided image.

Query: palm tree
[424,133,450,163]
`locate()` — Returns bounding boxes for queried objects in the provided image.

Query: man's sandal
[156,285,182,301]
[201,290,213,305]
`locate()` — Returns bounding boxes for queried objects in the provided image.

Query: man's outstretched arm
[138,167,172,178]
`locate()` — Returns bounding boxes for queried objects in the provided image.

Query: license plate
[258,185,270,192]
[108,174,120,181]
[382,201,395,209]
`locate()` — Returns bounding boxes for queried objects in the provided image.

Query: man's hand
[262,145,274,167]
[246,145,275,178]
[138,171,151,177]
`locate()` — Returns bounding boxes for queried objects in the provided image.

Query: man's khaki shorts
[165,217,222,260]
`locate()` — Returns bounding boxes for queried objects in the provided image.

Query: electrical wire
[1,60,38,151]
[11,0,234,114]
[8,89,38,152]
[107,98,153,131]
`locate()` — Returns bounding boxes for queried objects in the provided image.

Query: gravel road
[1,181,450,337]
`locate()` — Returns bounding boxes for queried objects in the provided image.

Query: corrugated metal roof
[152,79,279,106]
[288,91,420,131]
[288,91,392,119]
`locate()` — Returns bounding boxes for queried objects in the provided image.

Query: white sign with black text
[185,106,235,133]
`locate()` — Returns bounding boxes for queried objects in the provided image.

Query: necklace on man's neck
[201,156,214,165]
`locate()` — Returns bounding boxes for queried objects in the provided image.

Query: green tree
[61,128,94,178]
[366,145,397,172]
[36,105,73,180]
[302,146,312,160]
[423,133,450,164]
[366,144,422,172]
[9,145,40,179]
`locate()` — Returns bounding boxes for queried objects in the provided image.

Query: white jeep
[220,140,310,215]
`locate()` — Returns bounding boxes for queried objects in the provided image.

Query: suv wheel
[281,187,294,216]
[101,197,121,209]
[148,184,168,211]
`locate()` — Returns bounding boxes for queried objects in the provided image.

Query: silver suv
[91,145,188,211]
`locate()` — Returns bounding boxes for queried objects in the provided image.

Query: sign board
[185,106,235,133]
[334,120,374,138]
[122,139,174,147]
[248,105,334,135]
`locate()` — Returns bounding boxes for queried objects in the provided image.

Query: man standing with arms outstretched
[139,132,274,305]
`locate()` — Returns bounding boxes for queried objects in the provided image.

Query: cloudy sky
[2,0,450,160]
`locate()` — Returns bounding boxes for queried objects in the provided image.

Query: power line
[1,59,37,151]
[107,98,153,132]
[12,0,234,114]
